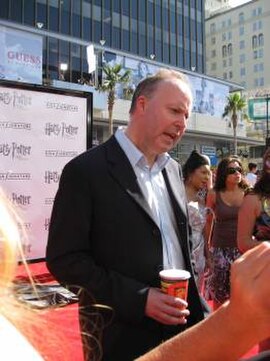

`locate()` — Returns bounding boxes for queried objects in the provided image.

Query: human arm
[137,242,270,361]
[237,194,261,253]
[204,190,216,249]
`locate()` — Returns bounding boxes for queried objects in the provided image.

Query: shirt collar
[115,126,171,171]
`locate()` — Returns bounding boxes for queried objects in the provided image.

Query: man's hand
[230,242,270,335]
[145,288,190,325]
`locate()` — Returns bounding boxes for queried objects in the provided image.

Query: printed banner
[103,51,229,117]
[0,25,42,84]
[0,85,89,260]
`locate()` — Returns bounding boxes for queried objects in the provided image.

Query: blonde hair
[0,188,104,360]
[0,188,31,288]
[0,188,72,359]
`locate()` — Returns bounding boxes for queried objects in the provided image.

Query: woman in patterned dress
[204,156,249,310]
[183,150,211,292]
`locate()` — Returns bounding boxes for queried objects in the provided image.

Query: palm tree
[99,63,131,136]
[223,93,248,155]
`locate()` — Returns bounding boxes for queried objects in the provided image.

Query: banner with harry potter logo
[0,85,88,260]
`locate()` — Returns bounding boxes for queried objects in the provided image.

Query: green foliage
[99,64,131,92]
[98,63,131,136]
[223,93,248,154]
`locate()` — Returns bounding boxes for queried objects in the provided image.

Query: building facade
[0,0,263,164]
[205,0,230,18]
[205,0,269,160]
[0,0,205,77]
[205,0,270,90]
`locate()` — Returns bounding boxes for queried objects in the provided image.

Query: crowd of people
[1,69,270,360]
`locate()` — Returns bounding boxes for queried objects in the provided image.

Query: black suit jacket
[46,136,208,361]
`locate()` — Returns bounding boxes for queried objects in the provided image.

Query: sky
[229,0,251,7]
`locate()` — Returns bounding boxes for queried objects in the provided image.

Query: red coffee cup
[159,269,191,300]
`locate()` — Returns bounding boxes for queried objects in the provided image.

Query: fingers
[230,242,270,313]
[233,242,270,279]
[145,288,190,325]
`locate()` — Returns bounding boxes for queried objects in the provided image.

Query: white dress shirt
[115,127,186,270]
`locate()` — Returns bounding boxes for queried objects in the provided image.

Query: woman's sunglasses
[227,167,242,175]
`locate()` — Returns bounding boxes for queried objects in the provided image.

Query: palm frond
[98,63,131,136]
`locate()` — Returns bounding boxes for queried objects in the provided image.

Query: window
[227,19,231,27]
[254,78,264,87]
[254,64,258,72]
[211,49,216,57]
[229,71,233,79]
[258,33,264,46]
[259,48,263,58]
[240,40,245,49]
[240,67,245,76]
[24,0,35,26]
[222,20,226,28]
[228,31,232,40]
[223,72,227,79]
[222,33,226,41]
[252,35,258,48]
[253,22,257,31]
[223,59,227,67]
[258,7,262,15]
[211,37,216,45]
[239,12,244,23]
[228,58,232,66]
[228,43,232,56]
[239,26,244,36]
[211,63,217,70]
[210,23,216,33]
[240,54,245,63]
[259,63,264,71]
[222,45,227,57]
[253,50,258,59]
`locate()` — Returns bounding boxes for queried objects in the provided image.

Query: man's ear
[136,95,147,113]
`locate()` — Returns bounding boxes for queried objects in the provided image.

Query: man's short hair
[129,69,192,114]
[248,162,257,171]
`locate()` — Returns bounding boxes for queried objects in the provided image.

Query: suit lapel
[105,137,157,225]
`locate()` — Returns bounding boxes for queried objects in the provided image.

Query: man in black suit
[46,69,209,361]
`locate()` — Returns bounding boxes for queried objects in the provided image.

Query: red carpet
[16,261,84,361]
[15,261,258,360]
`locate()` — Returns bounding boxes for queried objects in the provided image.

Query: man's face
[135,78,192,163]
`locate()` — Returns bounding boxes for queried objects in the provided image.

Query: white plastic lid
[159,269,191,281]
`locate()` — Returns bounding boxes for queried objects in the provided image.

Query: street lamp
[95,40,106,87]
[59,63,68,80]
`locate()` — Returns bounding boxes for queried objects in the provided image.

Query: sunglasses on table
[227,167,242,175]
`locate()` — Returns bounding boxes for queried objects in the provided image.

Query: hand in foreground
[145,288,190,325]
[230,242,270,331]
